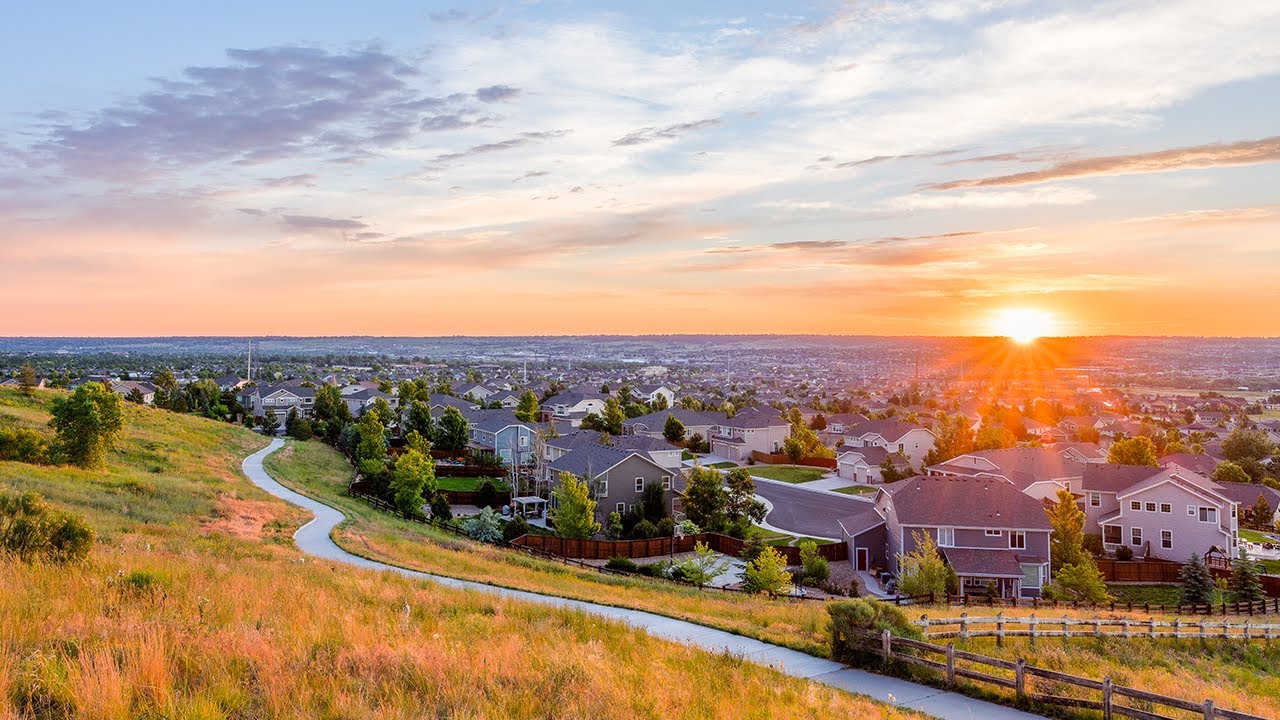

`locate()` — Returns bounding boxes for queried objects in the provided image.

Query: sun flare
[990,307,1058,344]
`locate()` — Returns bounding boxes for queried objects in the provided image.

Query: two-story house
[1079,464,1238,562]
[545,430,683,472]
[835,446,910,483]
[708,408,790,462]
[633,384,677,409]
[927,447,1092,503]
[623,408,723,439]
[837,475,1053,598]
[547,444,682,522]
[242,382,317,419]
[540,390,610,427]
[342,388,399,418]
[464,409,536,466]
[840,419,936,468]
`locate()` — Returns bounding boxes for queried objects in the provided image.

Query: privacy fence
[509,532,849,563]
[1097,559,1280,597]
[749,451,837,469]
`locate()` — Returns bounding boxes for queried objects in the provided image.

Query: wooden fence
[851,628,1267,720]
[915,612,1280,644]
[444,489,513,507]
[1097,559,1280,597]
[887,592,1280,617]
[510,532,849,563]
[749,451,837,469]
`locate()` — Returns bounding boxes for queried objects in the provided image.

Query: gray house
[838,475,1053,598]
[547,444,681,522]
[464,409,536,466]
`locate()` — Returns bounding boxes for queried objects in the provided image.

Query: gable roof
[1080,464,1164,493]
[1160,453,1221,476]
[548,444,666,478]
[623,408,724,431]
[888,476,1052,530]
[932,448,1086,488]
[843,419,933,443]
[1214,481,1280,510]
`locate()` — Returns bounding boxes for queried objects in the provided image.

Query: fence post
[1121,619,1130,639]
[960,612,969,641]
[1102,676,1113,720]
[1203,699,1215,720]
[1148,617,1156,639]
[1014,658,1026,699]
[1173,617,1181,640]
[1094,617,1102,637]
[1029,613,1037,644]
[1222,619,1229,640]
[946,642,956,685]
[1243,620,1251,642]
[881,629,892,664]
[996,611,1005,647]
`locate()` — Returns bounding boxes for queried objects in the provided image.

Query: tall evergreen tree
[663,413,686,443]
[17,363,37,396]
[259,407,280,437]
[1047,488,1088,572]
[1227,549,1265,604]
[1178,552,1215,606]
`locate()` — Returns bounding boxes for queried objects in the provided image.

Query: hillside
[0,388,916,719]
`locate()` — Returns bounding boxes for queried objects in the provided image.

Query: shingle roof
[836,503,886,538]
[1160,453,1221,476]
[843,419,930,443]
[1080,464,1164,493]
[941,548,1026,578]
[933,448,1086,488]
[548,444,651,478]
[890,476,1052,530]
[623,408,724,431]
[1215,481,1280,510]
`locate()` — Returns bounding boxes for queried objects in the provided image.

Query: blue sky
[2,1,1279,336]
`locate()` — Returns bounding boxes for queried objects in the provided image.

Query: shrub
[636,561,669,578]
[1115,545,1133,561]
[461,508,503,543]
[502,514,529,543]
[655,517,675,538]
[739,531,767,564]
[605,556,639,573]
[0,426,49,464]
[829,599,922,665]
[429,491,453,523]
[799,540,830,586]
[475,480,498,509]
[744,546,792,596]
[630,519,659,539]
[0,490,94,563]
[120,569,167,599]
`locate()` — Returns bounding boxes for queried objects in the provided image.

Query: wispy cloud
[888,186,1096,210]
[611,119,721,147]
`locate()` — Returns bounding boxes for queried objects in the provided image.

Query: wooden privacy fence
[887,592,1280,616]
[444,489,513,507]
[1098,559,1280,597]
[510,532,849,563]
[916,612,1280,644]
[749,451,837,469]
[855,629,1267,720]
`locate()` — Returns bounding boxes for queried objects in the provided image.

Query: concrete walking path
[243,439,1043,720]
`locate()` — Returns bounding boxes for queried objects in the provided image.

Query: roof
[1214,481,1280,509]
[542,390,607,407]
[1114,467,1223,501]
[843,419,932,443]
[835,503,886,538]
[428,394,475,411]
[932,448,1086,489]
[1160,453,1221,476]
[623,408,724,431]
[1080,464,1164,493]
[889,476,1052,530]
[548,444,661,478]
[940,548,1026,578]
[720,408,788,430]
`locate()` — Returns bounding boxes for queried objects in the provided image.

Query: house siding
[1106,481,1236,561]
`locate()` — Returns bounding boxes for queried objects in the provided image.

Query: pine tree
[259,407,280,437]
[1227,549,1265,604]
[17,363,37,396]
[1178,552,1215,607]
[1252,493,1273,527]
[1047,488,1088,572]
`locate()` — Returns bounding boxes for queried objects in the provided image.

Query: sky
[2,1,1279,337]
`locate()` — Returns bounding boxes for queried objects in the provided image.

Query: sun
[990,307,1058,344]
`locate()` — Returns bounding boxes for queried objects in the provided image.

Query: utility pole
[247,338,253,382]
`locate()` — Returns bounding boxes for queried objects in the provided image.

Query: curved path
[244,439,1042,720]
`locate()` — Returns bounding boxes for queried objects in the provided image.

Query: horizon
[3,2,1280,336]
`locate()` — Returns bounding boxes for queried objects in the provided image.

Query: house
[623,408,723,440]
[927,447,1089,503]
[835,446,909,484]
[708,408,790,462]
[547,444,682,522]
[243,382,317,419]
[112,380,156,405]
[1058,415,1105,437]
[839,419,936,467]
[540,390,610,427]
[545,430,683,471]
[1159,453,1221,477]
[1079,464,1238,562]
[1213,482,1280,527]
[428,393,478,415]
[633,384,676,408]
[213,376,248,392]
[458,383,494,402]
[1024,419,1069,444]
[342,388,399,418]
[837,476,1053,598]
[487,389,522,409]
[825,413,871,434]
[465,410,536,466]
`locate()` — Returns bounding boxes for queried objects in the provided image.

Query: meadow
[0,388,917,719]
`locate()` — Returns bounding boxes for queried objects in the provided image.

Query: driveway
[752,478,871,539]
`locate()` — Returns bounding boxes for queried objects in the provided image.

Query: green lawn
[681,449,695,461]
[748,465,828,484]
[436,476,510,492]
[1240,527,1276,544]
[1107,584,1184,606]
[833,484,875,495]
[707,461,738,469]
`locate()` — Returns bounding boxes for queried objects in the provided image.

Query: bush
[429,491,453,523]
[0,490,94,563]
[1115,545,1133,561]
[799,539,830,586]
[655,517,675,538]
[502,514,529,543]
[475,480,498,509]
[605,556,639,573]
[0,427,49,464]
[461,507,503,543]
[636,561,669,578]
[829,599,923,665]
[630,519,659,539]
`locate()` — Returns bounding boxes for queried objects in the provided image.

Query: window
[519,434,528,448]
[1198,507,1217,523]
[937,527,955,547]
[1161,530,1172,549]
[986,529,1002,537]
[1130,501,1141,511]
[1103,525,1121,544]
[597,479,608,497]
[661,475,671,490]
[897,443,904,452]
[1009,531,1026,550]
[1145,502,1156,512]
[634,478,644,493]
[1089,493,1101,507]
[1159,503,1171,514]
[616,502,626,514]
[1131,527,1143,546]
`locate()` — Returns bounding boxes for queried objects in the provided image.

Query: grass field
[833,484,876,495]
[0,388,919,719]
[747,465,828,484]
[435,475,510,492]
[1239,527,1275,544]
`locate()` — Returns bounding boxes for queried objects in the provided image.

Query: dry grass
[0,388,920,719]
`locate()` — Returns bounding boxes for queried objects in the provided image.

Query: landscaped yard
[833,484,875,495]
[1239,527,1276,544]
[748,465,828,484]
[436,475,510,492]
[707,460,738,469]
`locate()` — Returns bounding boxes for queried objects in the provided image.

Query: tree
[47,382,124,469]
[369,397,396,428]
[1227,549,1265,604]
[1043,562,1112,604]
[674,541,730,588]
[314,384,351,425]
[353,411,387,476]
[461,507,504,543]
[1178,552,1215,606]
[682,465,729,533]
[724,468,765,535]
[787,423,833,459]
[124,387,145,404]
[601,397,626,435]
[429,491,453,522]
[1106,436,1158,466]
[1211,460,1250,486]
[1252,493,1273,527]
[550,473,600,539]
[738,530,767,564]
[514,390,540,423]
[17,363,37,397]
[651,393,669,411]
[782,435,804,463]
[259,407,281,437]
[285,407,313,441]
[744,545,793,595]
[923,413,975,465]
[503,513,530,542]
[152,368,177,408]
[879,452,911,483]
[607,510,624,540]
[433,406,469,452]
[390,448,436,519]
[640,482,666,522]
[974,424,1017,451]
[1046,489,1088,572]
[406,399,434,438]
[1222,428,1274,465]
[798,539,830,586]
[897,531,949,597]
[663,413,686,443]
[0,490,94,563]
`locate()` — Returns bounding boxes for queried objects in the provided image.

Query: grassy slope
[748,466,828,484]
[0,388,917,720]
[265,440,837,656]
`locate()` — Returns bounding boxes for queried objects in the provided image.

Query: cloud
[263,174,318,188]
[513,170,549,182]
[430,9,469,23]
[611,119,721,147]
[927,136,1280,190]
[826,149,966,169]
[432,130,569,164]
[475,84,521,102]
[281,214,368,231]
[887,186,1096,210]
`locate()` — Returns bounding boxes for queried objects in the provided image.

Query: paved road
[243,439,1043,720]
[752,477,872,539]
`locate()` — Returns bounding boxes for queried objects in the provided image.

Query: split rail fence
[857,629,1267,720]
[915,612,1280,644]
[888,592,1280,617]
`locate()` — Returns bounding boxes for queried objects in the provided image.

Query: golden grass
[0,388,920,719]
[265,439,837,657]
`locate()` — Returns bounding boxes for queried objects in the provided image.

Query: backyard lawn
[436,476,510,492]
[833,484,875,495]
[748,465,828,483]
[707,460,738,469]
[1239,527,1276,544]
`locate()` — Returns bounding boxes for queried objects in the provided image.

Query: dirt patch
[203,493,285,540]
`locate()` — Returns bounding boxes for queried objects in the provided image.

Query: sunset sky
[3,1,1279,337]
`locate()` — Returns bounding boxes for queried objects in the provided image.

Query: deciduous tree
[675,541,730,588]
[1210,460,1250,485]
[550,473,600,539]
[433,406,470,452]
[1106,436,1158,466]
[897,531,949,597]
[390,448,436,519]
[663,413,686,443]
[744,545,792,595]
[48,382,124,469]
[682,465,728,533]
[514,390,540,423]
